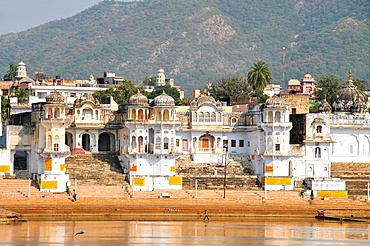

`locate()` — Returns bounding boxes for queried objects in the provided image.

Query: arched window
[199,112,204,122]
[163,109,170,121]
[193,137,197,148]
[268,111,273,122]
[275,111,281,122]
[192,112,197,122]
[138,109,144,120]
[156,137,161,150]
[315,147,321,158]
[205,112,210,122]
[316,125,322,133]
[131,109,137,120]
[163,137,169,150]
[131,136,136,150]
[156,110,162,121]
[211,112,216,122]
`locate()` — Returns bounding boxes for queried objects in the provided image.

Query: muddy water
[1,219,370,245]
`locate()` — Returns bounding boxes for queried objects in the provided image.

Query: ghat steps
[0,178,68,200]
[331,162,370,196]
[176,154,261,190]
[65,153,130,187]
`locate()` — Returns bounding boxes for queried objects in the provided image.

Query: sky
[0,0,110,35]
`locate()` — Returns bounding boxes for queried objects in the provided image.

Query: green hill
[0,0,369,94]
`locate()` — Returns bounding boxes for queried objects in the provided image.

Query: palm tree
[12,87,30,103]
[247,61,273,92]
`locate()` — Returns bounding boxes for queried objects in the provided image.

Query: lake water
[1,219,369,245]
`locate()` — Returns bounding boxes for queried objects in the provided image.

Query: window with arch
[156,137,161,150]
[192,112,197,122]
[205,112,210,122]
[268,111,273,122]
[315,147,321,158]
[199,112,204,122]
[217,112,222,122]
[193,137,197,148]
[211,112,216,122]
[316,125,322,133]
[275,111,281,122]
[163,109,170,121]
[231,118,237,124]
[131,136,136,150]
[163,137,169,150]
[53,143,59,151]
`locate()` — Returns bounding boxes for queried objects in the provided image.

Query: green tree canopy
[148,85,184,106]
[142,76,157,86]
[12,87,30,103]
[247,61,273,92]
[208,74,251,102]
[93,79,137,105]
[353,77,370,91]
[3,61,17,81]
[1,96,9,122]
[314,75,342,101]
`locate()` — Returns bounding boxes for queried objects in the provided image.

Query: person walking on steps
[73,189,77,202]
[203,209,210,222]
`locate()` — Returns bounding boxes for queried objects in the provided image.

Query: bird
[75,230,84,236]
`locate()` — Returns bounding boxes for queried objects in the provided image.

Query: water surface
[1,219,369,245]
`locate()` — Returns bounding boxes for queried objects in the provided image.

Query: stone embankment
[1,180,370,221]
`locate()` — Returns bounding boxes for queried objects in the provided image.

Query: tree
[314,75,342,101]
[113,79,138,104]
[208,74,251,102]
[142,76,157,86]
[93,79,137,105]
[12,87,30,103]
[1,96,9,122]
[148,85,184,106]
[353,78,370,91]
[247,61,273,92]
[3,61,17,81]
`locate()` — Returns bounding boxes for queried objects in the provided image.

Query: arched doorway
[65,132,73,150]
[98,132,111,151]
[199,133,215,152]
[14,151,28,171]
[82,134,90,151]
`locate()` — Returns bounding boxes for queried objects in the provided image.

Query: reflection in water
[0,219,369,245]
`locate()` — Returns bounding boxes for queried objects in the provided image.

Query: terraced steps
[65,153,130,187]
[176,154,261,190]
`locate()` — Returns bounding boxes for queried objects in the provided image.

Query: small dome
[46,90,65,104]
[318,100,332,113]
[18,60,25,66]
[129,90,148,106]
[157,68,165,74]
[216,100,222,107]
[330,71,368,113]
[351,101,368,114]
[74,93,100,107]
[302,73,315,81]
[265,95,286,106]
[153,91,175,106]
[196,95,216,107]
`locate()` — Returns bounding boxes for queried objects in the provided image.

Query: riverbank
[1,188,370,221]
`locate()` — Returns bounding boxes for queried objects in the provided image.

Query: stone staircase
[65,153,130,187]
[331,162,370,196]
[0,178,67,200]
[176,154,261,190]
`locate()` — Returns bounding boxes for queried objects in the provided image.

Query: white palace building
[0,61,369,197]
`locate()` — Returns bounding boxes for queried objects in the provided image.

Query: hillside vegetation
[0,0,369,94]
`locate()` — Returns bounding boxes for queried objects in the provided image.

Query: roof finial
[348,70,353,84]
